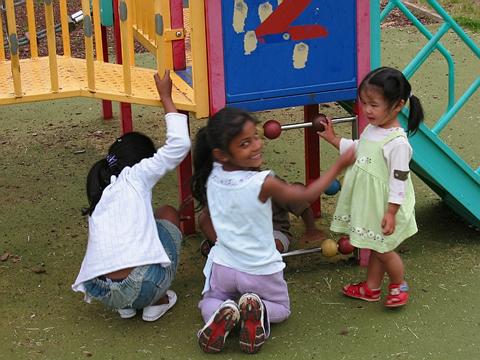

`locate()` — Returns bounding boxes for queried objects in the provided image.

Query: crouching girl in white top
[191,108,355,354]
[72,71,191,321]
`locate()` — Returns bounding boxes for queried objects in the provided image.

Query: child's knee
[154,205,180,227]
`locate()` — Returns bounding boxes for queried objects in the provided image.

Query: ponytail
[83,132,156,216]
[191,127,214,210]
[82,159,114,215]
[406,94,424,135]
[359,66,424,136]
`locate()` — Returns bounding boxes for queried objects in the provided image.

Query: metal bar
[393,0,455,110]
[282,247,321,258]
[432,78,480,135]
[281,116,356,131]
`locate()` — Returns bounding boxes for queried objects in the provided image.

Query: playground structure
[0,1,478,259]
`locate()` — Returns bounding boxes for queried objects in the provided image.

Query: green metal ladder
[379,1,479,228]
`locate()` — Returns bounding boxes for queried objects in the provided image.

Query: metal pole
[281,116,356,131]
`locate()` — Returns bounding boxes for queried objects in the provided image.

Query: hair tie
[106,154,118,168]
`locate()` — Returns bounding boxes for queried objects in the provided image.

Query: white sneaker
[117,308,137,319]
[142,290,177,322]
[197,299,240,353]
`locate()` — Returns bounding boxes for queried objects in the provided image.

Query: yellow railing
[0,0,209,118]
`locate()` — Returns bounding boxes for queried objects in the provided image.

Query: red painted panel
[288,24,328,41]
[170,0,186,70]
[205,0,226,114]
[101,26,113,120]
[304,104,321,217]
[255,0,310,38]
[357,0,371,266]
[356,0,370,135]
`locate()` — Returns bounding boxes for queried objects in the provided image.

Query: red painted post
[356,0,372,267]
[171,0,195,235]
[170,0,186,70]
[304,104,321,217]
[112,0,133,133]
[205,0,226,114]
[101,25,113,120]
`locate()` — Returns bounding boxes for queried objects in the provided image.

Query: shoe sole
[342,289,381,302]
[239,298,266,354]
[198,308,238,353]
[385,298,408,308]
[118,311,137,319]
[142,291,177,322]
[385,302,407,308]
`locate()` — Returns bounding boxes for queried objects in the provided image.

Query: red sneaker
[198,300,240,353]
[385,283,409,308]
[343,281,381,302]
[238,293,267,354]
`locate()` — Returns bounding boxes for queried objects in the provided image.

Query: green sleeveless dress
[330,128,418,253]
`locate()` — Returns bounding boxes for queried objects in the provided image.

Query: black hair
[191,107,259,209]
[83,131,156,215]
[359,66,424,135]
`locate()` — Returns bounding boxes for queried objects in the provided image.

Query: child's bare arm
[260,146,356,204]
[154,70,176,114]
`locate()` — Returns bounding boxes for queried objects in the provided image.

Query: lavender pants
[199,263,291,324]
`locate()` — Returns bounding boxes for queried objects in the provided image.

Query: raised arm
[130,72,191,187]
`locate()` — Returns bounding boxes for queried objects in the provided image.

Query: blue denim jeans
[83,219,182,310]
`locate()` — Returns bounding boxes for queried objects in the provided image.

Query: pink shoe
[343,281,381,302]
[385,283,409,308]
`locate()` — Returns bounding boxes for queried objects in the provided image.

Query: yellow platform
[0,57,195,111]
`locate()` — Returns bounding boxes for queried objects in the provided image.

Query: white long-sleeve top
[339,125,412,204]
[72,113,190,294]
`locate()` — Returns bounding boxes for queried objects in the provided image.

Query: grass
[414,0,480,31]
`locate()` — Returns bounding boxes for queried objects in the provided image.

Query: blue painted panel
[221,0,357,106]
[232,88,357,113]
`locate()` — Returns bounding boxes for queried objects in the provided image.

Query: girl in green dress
[319,67,424,308]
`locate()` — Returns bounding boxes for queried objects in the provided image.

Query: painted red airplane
[255,0,328,43]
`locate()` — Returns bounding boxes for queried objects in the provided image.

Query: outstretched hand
[317,116,334,139]
[154,70,176,113]
[317,116,340,148]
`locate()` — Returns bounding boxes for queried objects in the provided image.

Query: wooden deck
[0,56,195,111]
